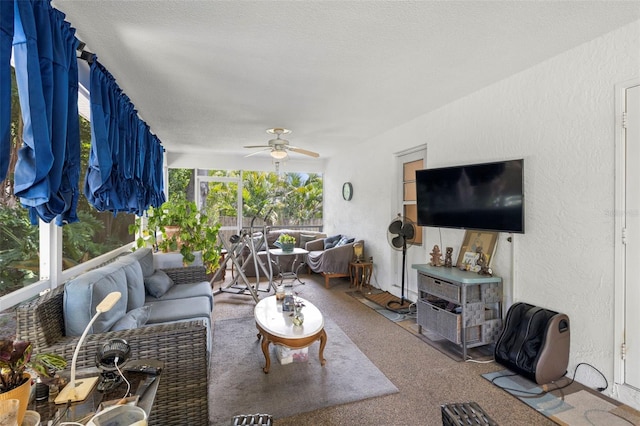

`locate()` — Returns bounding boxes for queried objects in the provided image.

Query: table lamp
[55,291,122,404]
[353,242,363,263]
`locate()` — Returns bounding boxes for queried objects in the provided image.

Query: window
[191,168,323,241]
[62,116,134,269]
[1,68,133,303]
[0,68,39,296]
[403,159,423,246]
[397,147,426,246]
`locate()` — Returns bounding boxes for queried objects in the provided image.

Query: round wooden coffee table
[254,295,327,373]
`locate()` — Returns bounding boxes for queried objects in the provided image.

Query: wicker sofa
[15,248,211,425]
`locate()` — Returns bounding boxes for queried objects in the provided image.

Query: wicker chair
[16,267,210,426]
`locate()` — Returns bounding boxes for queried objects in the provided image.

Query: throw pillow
[110,306,151,331]
[323,234,342,250]
[336,236,355,247]
[144,270,175,298]
[300,233,318,247]
[63,265,128,336]
[128,248,155,278]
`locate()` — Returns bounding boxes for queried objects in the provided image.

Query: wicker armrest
[16,286,210,425]
[49,321,209,425]
[161,266,208,284]
[16,285,66,352]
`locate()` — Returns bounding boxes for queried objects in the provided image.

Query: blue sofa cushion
[110,306,151,331]
[63,263,128,336]
[336,236,355,247]
[144,280,213,311]
[324,234,342,249]
[153,251,203,269]
[128,248,155,278]
[114,255,146,311]
[145,296,212,324]
[144,270,174,298]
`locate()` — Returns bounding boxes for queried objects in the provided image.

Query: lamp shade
[353,242,363,261]
[270,150,288,160]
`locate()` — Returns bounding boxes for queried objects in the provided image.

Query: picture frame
[456,230,498,269]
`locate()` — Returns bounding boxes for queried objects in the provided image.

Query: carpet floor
[211,274,558,425]
[209,315,398,425]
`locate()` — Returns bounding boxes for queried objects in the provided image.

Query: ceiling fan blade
[243,145,271,148]
[388,219,403,234]
[288,146,320,158]
[244,147,271,157]
[391,236,404,249]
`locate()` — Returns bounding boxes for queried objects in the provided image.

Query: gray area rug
[209,316,398,425]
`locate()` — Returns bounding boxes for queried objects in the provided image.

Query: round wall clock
[342,182,353,201]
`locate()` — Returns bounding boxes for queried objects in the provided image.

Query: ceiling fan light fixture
[270,149,288,160]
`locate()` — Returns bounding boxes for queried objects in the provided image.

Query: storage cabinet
[412,264,502,360]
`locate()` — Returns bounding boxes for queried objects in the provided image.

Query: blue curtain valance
[2,0,164,224]
[11,0,80,225]
[84,57,165,216]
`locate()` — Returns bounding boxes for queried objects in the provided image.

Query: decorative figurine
[475,247,492,276]
[444,247,453,268]
[430,245,443,267]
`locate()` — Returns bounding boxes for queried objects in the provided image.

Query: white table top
[254,296,323,339]
[268,248,309,256]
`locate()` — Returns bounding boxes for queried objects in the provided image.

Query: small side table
[350,262,373,292]
[268,248,309,285]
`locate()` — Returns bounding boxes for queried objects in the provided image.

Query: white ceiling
[52,0,640,163]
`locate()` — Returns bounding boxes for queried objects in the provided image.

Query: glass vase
[292,305,304,326]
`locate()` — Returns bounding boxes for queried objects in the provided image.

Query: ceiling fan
[244,128,320,160]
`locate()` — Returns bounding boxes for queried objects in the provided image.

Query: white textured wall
[324,20,640,404]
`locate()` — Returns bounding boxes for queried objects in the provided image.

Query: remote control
[125,364,162,375]
[135,375,157,398]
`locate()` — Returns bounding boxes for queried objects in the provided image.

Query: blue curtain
[0,1,14,182]
[85,58,165,216]
[6,0,163,223]
[12,0,79,224]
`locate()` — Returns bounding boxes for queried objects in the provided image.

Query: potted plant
[129,199,223,274]
[276,234,296,253]
[0,340,66,423]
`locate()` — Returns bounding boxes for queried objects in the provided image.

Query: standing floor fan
[386,213,417,313]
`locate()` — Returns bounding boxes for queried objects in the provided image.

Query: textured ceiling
[52,1,640,163]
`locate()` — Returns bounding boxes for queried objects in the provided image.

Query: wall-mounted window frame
[396,145,427,247]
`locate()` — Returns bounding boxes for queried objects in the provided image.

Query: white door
[625,84,640,390]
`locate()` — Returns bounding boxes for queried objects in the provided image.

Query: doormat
[347,290,416,323]
[364,290,415,312]
[482,370,640,425]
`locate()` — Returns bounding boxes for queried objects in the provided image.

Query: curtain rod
[76,41,94,65]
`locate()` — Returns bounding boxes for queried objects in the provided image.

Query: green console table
[412,264,503,360]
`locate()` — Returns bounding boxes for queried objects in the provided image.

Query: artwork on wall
[456,230,498,270]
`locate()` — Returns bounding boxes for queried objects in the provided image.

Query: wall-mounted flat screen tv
[416,159,524,233]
